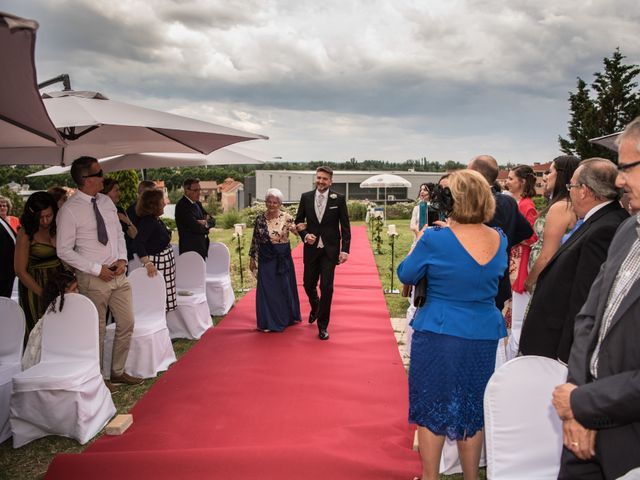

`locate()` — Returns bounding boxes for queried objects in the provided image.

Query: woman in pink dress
[505,165,538,359]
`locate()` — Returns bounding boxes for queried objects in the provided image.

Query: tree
[107,170,139,208]
[559,48,640,161]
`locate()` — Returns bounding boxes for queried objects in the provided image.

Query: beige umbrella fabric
[27,145,268,177]
[0,11,64,149]
[0,89,267,166]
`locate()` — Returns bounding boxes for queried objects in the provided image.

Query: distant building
[218,177,244,212]
[244,170,444,205]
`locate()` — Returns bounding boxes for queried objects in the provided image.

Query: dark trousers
[0,274,15,298]
[303,250,336,331]
[558,443,640,480]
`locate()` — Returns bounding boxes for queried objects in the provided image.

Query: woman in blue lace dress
[249,188,301,332]
[398,170,508,480]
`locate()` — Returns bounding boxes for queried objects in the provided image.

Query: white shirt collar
[583,200,614,222]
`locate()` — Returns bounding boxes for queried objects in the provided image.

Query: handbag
[413,277,427,308]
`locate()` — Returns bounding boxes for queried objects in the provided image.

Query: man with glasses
[553,118,640,478]
[520,158,627,364]
[175,178,214,259]
[57,156,142,390]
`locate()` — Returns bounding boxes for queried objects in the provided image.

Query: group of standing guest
[401,125,640,478]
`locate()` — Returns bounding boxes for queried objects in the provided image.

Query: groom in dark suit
[175,178,214,259]
[552,118,640,478]
[295,166,351,340]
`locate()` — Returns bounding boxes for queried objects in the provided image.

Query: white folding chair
[205,242,235,315]
[103,268,176,379]
[10,293,115,448]
[166,251,212,339]
[0,298,26,443]
[484,356,567,479]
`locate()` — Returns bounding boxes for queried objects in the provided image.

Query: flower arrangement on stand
[233,223,250,292]
[385,224,400,294]
[372,211,384,255]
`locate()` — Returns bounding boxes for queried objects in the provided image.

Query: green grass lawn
[0,220,478,480]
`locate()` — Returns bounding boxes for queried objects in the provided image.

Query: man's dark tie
[92,197,108,245]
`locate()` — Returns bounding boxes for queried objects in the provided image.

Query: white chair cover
[128,254,142,273]
[205,242,235,315]
[10,293,115,447]
[166,251,212,339]
[10,277,19,302]
[103,268,176,379]
[484,356,567,479]
[0,298,25,443]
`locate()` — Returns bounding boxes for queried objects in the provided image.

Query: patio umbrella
[589,132,622,152]
[359,173,412,218]
[0,12,64,149]
[27,144,268,177]
[0,89,267,166]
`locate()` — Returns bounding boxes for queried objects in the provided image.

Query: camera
[426,183,454,219]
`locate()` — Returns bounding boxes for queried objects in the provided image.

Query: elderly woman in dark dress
[249,188,301,332]
[133,189,176,312]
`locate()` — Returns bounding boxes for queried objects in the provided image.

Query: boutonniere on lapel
[329,194,337,199]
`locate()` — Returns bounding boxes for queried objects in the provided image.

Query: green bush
[206,195,220,215]
[219,209,242,229]
[167,188,183,204]
[161,217,177,232]
[386,202,415,220]
[243,202,298,227]
[533,196,547,212]
[347,200,368,221]
[243,202,267,227]
[0,186,24,217]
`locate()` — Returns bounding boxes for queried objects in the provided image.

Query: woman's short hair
[448,169,495,224]
[265,188,284,203]
[47,186,68,205]
[136,189,164,217]
[101,178,118,195]
[0,195,12,211]
[20,191,58,239]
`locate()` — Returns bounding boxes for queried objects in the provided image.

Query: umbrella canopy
[0,89,267,166]
[589,132,622,152]
[359,173,412,189]
[0,12,64,149]
[27,144,268,177]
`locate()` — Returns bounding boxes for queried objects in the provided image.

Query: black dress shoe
[308,312,317,324]
[318,330,329,340]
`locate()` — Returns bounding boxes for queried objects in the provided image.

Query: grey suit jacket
[567,214,640,467]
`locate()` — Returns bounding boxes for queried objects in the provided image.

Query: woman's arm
[409,206,419,235]
[14,230,44,297]
[525,201,575,291]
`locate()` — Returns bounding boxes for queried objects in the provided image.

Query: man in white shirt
[57,156,142,388]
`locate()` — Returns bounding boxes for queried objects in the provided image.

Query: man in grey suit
[553,117,640,479]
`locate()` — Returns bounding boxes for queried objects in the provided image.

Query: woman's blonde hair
[448,169,495,224]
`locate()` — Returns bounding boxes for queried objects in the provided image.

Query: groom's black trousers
[303,249,337,331]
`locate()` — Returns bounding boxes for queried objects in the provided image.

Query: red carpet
[46,227,420,479]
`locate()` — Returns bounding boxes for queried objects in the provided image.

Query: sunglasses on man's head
[82,169,104,178]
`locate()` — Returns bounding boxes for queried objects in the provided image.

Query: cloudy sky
[4,0,640,164]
